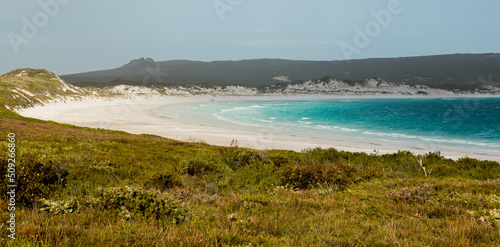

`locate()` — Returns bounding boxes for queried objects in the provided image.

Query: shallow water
[179,97,500,153]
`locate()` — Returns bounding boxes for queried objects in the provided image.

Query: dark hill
[61,53,500,87]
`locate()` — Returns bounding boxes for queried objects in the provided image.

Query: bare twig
[417,158,428,177]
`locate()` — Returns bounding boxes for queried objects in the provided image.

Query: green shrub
[95,186,188,224]
[0,156,68,208]
[323,163,359,188]
[267,150,298,168]
[181,157,218,176]
[380,151,422,175]
[279,162,357,190]
[427,164,457,177]
[425,157,500,179]
[355,166,383,181]
[220,148,271,170]
[235,150,269,166]
[144,170,182,191]
[226,161,278,189]
[279,164,323,189]
[456,158,500,180]
[219,147,240,170]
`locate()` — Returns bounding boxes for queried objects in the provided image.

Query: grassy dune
[0,70,499,246]
[0,69,115,110]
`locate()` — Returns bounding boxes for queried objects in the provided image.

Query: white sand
[18,96,500,162]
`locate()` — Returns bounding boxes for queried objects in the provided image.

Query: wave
[297,121,313,125]
[257,119,275,123]
[251,105,266,108]
[314,125,360,132]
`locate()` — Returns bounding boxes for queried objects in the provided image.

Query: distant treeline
[61,53,500,88]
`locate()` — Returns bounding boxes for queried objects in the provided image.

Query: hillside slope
[0,69,99,110]
[61,53,500,87]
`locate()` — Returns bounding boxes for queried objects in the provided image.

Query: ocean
[178,97,500,154]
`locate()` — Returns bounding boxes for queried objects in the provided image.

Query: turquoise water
[180,97,500,152]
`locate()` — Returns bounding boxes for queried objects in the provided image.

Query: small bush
[324,163,359,189]
[302,148,346,164]
[427,164,457,177]
[38,198,79,214]
[380,151,422,175]
[279,162,357,190]
[181,157,218,176]
[95,186,189,223]
[219,147,240,170]
[220,148,270,170]
[456,158,500,180]
[236,150,268,165]
[144,170,182,191]
[268,150,299,168]
[389,183,433,204]
[225,161,278,189]
[425,157,500,179]
[0,156,68,208]
[279,164,323,189]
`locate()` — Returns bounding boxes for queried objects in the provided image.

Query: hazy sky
[2,0,499,75]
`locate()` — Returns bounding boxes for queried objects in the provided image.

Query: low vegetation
[0,104,499,246]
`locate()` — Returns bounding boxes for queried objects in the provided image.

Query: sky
[1,0,499,75]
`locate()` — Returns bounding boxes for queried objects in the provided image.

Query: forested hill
[61,53,500,87]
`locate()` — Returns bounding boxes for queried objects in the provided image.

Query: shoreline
[18,95,500,162]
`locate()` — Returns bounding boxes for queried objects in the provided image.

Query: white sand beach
[19,96,500,162]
